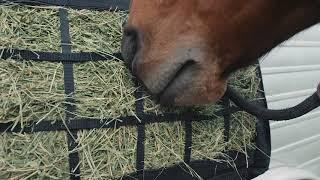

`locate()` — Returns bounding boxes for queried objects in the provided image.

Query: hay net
[0,0,271,180]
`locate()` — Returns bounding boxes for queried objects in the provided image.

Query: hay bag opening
[0,2,271,180]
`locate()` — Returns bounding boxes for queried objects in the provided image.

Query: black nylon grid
[0,112,242,133]
[0,48,123,62]
[134,82,146,177]
[183,119,192,164]
[247,63,271,179]
[222,97,231,142]
[0,1,271,179]
[0,0,130,11]
[59,8,81,180]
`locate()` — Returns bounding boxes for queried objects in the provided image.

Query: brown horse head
[122,0,320,106]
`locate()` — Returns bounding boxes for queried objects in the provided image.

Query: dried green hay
[0,4,60,51]
[228,112,257,153]
[68,8,136,119]
[0,131,70,179]
[69,9,127,55]
[0,4,262,179]
[191,118,226,160]
[0,59,65,126]
[77,127,137,179]
[73,61,136,119]
[145,121,185,169]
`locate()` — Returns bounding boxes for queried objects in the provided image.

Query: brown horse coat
[122,0,320,105]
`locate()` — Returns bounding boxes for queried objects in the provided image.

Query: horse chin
[159,79,227,106]
[155,61,199,106]
[159,91,224,106]
[154,66,227,106]
[157,74,193,106]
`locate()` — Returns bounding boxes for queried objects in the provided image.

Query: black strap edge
[0,49,123,62]
[0,109,244,133]
[0,0,130,11]
[248,63,271,179]
[66,131,81,179]
[136,123,145,174]
[134,85,146,174]
[59,8,81,180]
[225,62,320,121]
[226,86,320,121]
[121,151,254,180]
[222,97,231,142]
[183,120,192,164]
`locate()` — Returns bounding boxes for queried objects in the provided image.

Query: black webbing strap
[134,84,146,178]
[59,8,81,180]
[123,150,253,180]
[222,98,231,142]
[0,49,123,62]
[0,0,130,11]
[183,118,192,164]
[248,65,271,178]
[256,65,268,109]
[0,112,240,133]
[225,63,320,121]
[226,86,320,121]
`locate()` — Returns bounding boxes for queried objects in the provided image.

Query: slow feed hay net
[0,2,267,180]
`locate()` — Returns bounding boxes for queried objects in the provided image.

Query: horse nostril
[121,27,139,73]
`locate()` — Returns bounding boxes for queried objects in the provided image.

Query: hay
[0,4,60,51]
[0,132,69,179]
[0,4,262,179]
[73,61,136,119]
[69,9,127,55]
[68,8,137,120]
[145,122,185,169]
[0,60,65,126]
[77,127,137,179]
[191,118,226,160]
